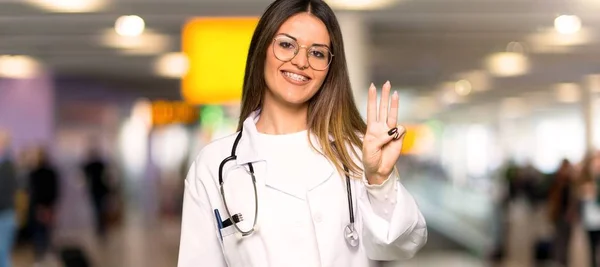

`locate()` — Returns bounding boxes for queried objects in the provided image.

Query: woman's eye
[278,41,295,49]
[310,50,325,58]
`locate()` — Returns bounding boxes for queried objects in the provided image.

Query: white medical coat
[177,111,427,267]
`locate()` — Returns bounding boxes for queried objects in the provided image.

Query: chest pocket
[219,226,269,267]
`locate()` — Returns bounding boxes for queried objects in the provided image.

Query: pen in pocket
[214,209,224,241]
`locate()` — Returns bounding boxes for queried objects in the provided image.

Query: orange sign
[151,101,198,126]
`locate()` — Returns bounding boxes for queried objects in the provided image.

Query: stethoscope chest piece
[344,224,359,247]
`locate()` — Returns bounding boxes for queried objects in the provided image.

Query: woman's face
[263,12,331,108]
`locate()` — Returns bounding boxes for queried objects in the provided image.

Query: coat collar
[235,109,337,164]
[234,109,336,194]
[235,110,265,165]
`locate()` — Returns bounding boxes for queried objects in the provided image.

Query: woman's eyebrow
[279,33,330,48]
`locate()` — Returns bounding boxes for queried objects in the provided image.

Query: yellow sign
[151,101,198,126]
[182,17,259,105]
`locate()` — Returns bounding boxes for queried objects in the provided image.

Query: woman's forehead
[276,13,330,46]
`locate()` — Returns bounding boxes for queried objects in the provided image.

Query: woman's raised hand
[362,81,405,185]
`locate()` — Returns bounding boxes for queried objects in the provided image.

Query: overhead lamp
[325,0,397,10]
[485,52,530,77]
[100,29,171,55]
[0,55,41,79]
[454,80,472,96]
[115,15,145,37]
[554,15,582,35]
[24,0,105,12]
[154,52,189,78]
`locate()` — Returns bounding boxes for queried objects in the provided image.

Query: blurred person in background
[489,159,519,262]
[0,130,18,267]
[27,147,60,266]
[579,152,600,267]
[547,159,577,267]
[81,139,110,238]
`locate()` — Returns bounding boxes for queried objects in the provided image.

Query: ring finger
[387,90,399,128]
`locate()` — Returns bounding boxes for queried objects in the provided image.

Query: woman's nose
[291,50,309,70]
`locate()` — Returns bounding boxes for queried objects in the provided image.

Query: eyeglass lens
[273,36,332,70]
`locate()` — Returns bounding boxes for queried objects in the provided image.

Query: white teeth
[283,71,308,82]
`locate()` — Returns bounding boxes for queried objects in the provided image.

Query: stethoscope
[217,128,359,247]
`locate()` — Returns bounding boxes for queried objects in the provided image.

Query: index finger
[366,83,377,125]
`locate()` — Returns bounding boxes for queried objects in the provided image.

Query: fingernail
[387,127,398,136]
[393,91,398,97]
[385,81,391,87]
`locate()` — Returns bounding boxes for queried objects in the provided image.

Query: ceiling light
[24,0,105,12]
[485,52,530,77]
[454,80,472,96]
[554,15,582,35]
[325,0,397,10]
[115,15,145,37]
[100,29,171,55]
[154,52,189,78]
[0,55,41,79]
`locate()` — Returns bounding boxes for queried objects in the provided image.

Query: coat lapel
[235,110,266,165]
[234,110,336,198]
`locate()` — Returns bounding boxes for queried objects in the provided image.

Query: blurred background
[1,0,600,266]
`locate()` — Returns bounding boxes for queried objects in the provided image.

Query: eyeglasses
[272,34,334,71]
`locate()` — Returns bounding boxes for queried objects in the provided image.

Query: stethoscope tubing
[219,128,358,245]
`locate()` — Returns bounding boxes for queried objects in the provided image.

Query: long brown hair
[237,0,367,178]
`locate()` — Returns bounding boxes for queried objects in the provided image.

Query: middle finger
[378,81,391,122]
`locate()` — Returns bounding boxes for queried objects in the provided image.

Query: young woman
[177,0,427,266]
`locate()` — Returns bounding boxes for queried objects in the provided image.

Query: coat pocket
[218,227,248,267]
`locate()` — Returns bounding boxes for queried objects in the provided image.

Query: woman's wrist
[366,173,389,185]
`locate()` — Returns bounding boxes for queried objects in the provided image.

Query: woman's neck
[256,102,308,135]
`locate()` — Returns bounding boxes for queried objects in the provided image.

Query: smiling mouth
[281,71,310,82]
